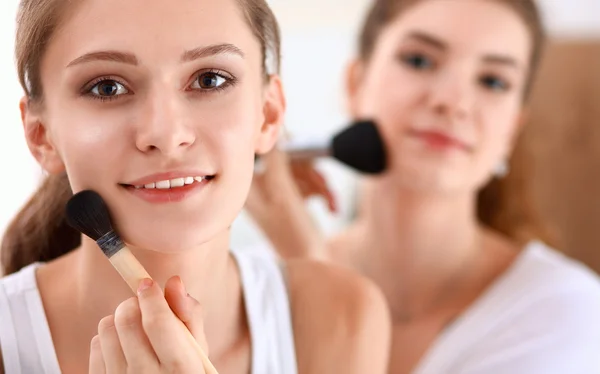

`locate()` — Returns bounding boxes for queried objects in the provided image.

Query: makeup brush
[280,120,387,174]
[65,190,218,374]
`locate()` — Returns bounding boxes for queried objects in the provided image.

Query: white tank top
[0,246,297,374]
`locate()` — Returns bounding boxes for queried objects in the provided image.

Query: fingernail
[137,278,153,295]
[176,276,188,296]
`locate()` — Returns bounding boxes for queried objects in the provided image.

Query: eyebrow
[482,55,521,70]
[404,31,521,70]
[66,43,244,68]
[181,43,244,62]
[67,50,138,67]
[404,31,447,50]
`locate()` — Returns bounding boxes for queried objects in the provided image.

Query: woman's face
[349,0,532,195]
[25,0,283,252]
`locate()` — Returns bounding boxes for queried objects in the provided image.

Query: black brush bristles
[65,190,115,241]
[65,190,126,258]
[332,120,387,174]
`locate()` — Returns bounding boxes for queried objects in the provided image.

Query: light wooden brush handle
[109,247,219,374]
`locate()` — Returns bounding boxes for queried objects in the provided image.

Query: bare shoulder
[325,227,364,268]
[285,259,391,374]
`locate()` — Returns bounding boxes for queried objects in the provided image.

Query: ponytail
[1,174,80,275]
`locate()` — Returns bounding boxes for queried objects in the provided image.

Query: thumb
[164,276,209,353]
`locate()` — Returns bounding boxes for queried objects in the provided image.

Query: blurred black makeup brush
[280,120,388,174]
[65,190,218,374]
[255,120,387,174]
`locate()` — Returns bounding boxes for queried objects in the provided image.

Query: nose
[427,66,474,121]
[135,91,196,155]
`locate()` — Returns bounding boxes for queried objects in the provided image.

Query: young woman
[0,0,391,373]
[247,0,600,372]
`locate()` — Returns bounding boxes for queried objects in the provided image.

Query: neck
[352,177,481,320]
[72,230,243,354]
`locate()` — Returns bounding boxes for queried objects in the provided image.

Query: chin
[392,159,468,195]
[121,225,223,254]
[105,181,248,252]
[114,209,236,254]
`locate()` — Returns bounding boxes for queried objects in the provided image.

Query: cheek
[47,102,130,191]
[360,62,404,114]
[470,102,521,188]
[197,88,263,167]
[478,101,521,161]
[358,60,425,146]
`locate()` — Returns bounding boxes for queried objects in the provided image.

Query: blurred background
[1,0,599,271]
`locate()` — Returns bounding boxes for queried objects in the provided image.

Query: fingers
[113,297,159,371]
[311,171,338,213]
[165,276,208,352]
[91,282,206,374]
[164,276,187,319]
[88,335,105,374]
[293,163,338,213]
[137,278,198,369]
[97,315,126,373]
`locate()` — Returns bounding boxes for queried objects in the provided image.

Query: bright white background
[0,0,599,247]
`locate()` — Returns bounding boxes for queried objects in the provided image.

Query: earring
[254,155,267,175]
[493,159,509,178]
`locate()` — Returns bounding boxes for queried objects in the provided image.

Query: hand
[89,276,208,374]
[246,148,330,259]
[250,148,337,213]
[290,159,338,213]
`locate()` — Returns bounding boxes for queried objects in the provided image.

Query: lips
[130,176,207,190]
[120,171,216,203]
[122,172,216,189]
[409,129,471,152]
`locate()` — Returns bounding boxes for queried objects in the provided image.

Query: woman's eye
[89,80,128,97]
[480,75,510,92]
[401,53,435,70]
[191,72,228,90]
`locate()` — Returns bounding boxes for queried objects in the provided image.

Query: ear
[20,96,65,174]
[345,59,365,119]
[255,75,286,155]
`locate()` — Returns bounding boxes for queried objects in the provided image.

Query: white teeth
[136,176,209,189]
[170,178,185,187]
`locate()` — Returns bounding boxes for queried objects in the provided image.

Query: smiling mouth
[120,175,216,190]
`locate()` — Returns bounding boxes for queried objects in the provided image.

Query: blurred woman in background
[247,0,600,372]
